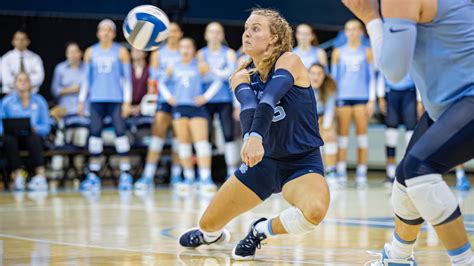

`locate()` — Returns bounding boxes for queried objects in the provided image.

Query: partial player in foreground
[178,8,330,260]
[343,0,474,265]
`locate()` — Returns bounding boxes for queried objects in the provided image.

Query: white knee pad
[194,141,211,158]
[385,128,399,147]
[172,138,180,153]
[357,134,369,149]
[114,136,131,154]
[406,174,459,225]
[149,136,165,152]
[179,143,193,159]
[88,136,104,154]
[391,181,422,221]
[405,130,414,145]
[224,141,241,165]
[72,128,89,147]
[324,142,338,155]
[338,136,349,149]
[279,207,316,235]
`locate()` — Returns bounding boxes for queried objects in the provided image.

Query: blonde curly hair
[235,8,293,81]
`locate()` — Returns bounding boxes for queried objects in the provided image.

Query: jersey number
[272,106,286,122]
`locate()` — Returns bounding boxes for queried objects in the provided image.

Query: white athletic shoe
[356,176,368,189]
[199,178,217,194]
[27,176,48,192]
[175,179,193,193]
[365,243,417,266]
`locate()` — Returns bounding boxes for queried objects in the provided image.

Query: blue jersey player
[344,0,474,264]
[78,19,133,191]
[293,23,328,70]
[178,9,330,261]
[377,73,420,186]
[331,19,376,188]
[135,22,183,190]
[160,37,221,193]
[197,22,240,179]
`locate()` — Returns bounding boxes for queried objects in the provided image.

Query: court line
[0,233,340,265]
[0,204,473,232]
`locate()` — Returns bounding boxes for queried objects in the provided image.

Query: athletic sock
[456,168,466,181]
[199,168,211,182]
[448,242,473,265]
[171,163,181,177]
[390,232,415,259]
[255,218,274,237]
[199,228,222,243]
[183,168,195,182]
[143,163,157,179]
[337,161,347,176]
[387,164,396,179]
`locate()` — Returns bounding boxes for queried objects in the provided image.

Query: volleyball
[123,5,170,51]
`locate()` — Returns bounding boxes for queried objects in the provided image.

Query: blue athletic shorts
[157,102,173,114]
[336,99,368,107]
[234,148,325,200]
[173,105,209,119]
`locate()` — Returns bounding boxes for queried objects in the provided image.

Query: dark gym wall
[0,1,351,101]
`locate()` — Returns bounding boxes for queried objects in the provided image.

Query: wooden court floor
[0,178,472,265]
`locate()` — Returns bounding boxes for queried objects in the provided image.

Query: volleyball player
[331,19,376,188]
[134,23,183,190]
[344,0,474,264]
[78,19,133,191]
[178,9,329,261]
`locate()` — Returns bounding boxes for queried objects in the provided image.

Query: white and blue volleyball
[123,5,170,51]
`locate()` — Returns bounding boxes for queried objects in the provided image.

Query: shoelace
[188,231,205,246]
[239,231,263,251]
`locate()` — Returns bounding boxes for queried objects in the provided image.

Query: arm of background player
[213,49,237,80]
[51,64,62,98]
[376,72,386,98]
[318,48,329,73]
[119,47,132,104]
[34,96,52,137]
[367,48,376,102]
[149,50,160,81]
[323,94,336,130]
[249,53,305,139]
[330,48,339,81]
[202,80,224,102]
[78,48,92,103]
[365,0,420,83]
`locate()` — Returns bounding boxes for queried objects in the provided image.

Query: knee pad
[385,128,399,147]
[391,181,423,223]
[338,136,349,149]
[406,174,460,225]
[324,142,338,156]
[357,134,368,149]
[224,142,240,165]
[72,128,89,147]
[179,143,193,159]
[194,141,211,158]
[114,135,131,154]
[405,130,414,145]
[279,207,316,234]
[149,136,165,152]
[172,138,180,154]
[88,136,104,155]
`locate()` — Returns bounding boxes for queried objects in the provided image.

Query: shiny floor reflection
[0,182,472,265]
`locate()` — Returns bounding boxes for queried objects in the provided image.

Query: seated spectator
[50,42,89,148]
[1,30,45,94]
[130,47,150,116]
[0,72,51,191]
